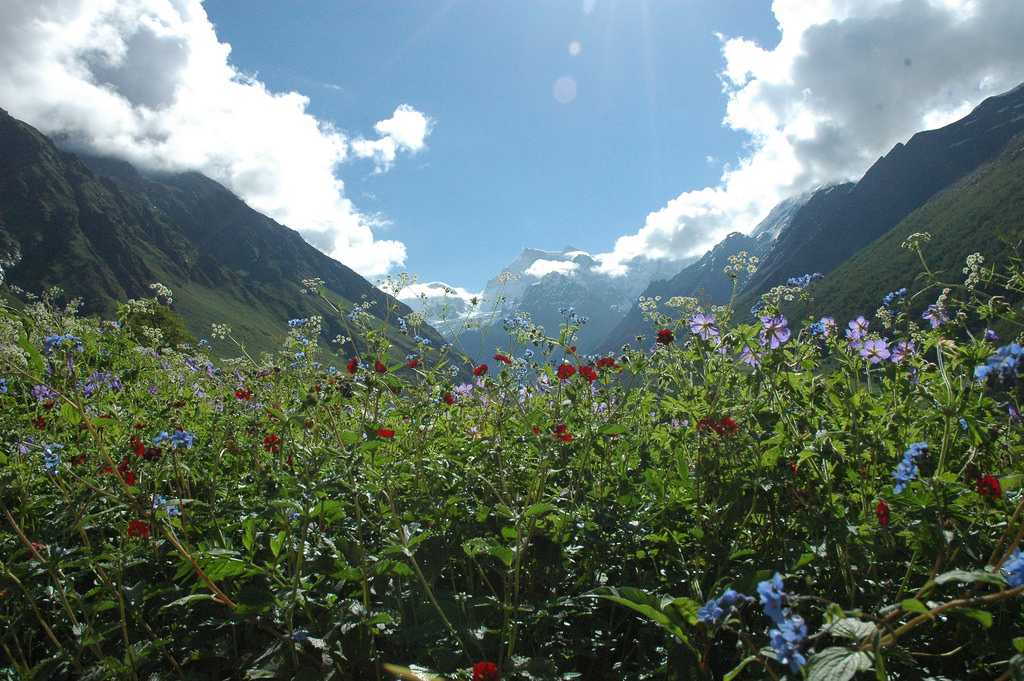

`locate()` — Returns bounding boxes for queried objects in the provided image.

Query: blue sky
[204,1,780,289]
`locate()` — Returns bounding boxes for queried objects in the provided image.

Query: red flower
[143,446,162,462]
[556,363,576,381]
[374,360,388,374]
[443,393,455,405]
[131,436,146,457]
[656,328,674,345]
[494,353,512,365]
[553,423,573,442]
[977,474,1002,499]
[472,661,500,681]
[33,416,46,430]
[127,520,151,539]
[718,416,738,436]
[406,358,420,369]
[596,357,617,369]
[346,357,359,374]
[875,500,890,528]
[579,365,598,383]
[531,426,541,435]
[117,458,136,486]
[234,388,252,401]
[377,427,395,439]
[698,416,738,436]
[473,364,488,377]
[263,433,281,453]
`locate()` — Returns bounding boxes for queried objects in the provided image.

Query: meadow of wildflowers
[1,238,1023,680]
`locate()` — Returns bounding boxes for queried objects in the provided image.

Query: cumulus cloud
[596,0,1024,275]
[351,104,433,172]
[525,259,579,278]
[0,0,431,277]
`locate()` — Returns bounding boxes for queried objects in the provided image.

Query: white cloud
[0,0,432,277]
[397,281,479,304]
[352,104,433,172]
[595,0,1024,275]
[525,259,579,278]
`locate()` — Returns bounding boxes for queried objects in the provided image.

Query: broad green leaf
[807,647,873,681]
[932,569,1005,587]
[829,618,878,641]
[900,598,929,614]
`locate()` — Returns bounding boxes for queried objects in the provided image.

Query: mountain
[798,127,1024,325]
[437,246,689,363]
[597,191,812,351]
[733,82,1024,314]
[0,108,445,357]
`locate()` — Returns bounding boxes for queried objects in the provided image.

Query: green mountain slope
[0,108,444,356]
[798,130,1024,324]
[733,83,1024,316]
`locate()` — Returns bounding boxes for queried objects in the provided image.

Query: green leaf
[828,618,877,641]
[463,537,514,567]
[957,607,993,629]
[202,556,247,581]
[595,587,689,644]
[1014,637,1024,654]
[807,647,873,681]
[900,598,929,614]
[161,594,217,610]
[243,517,256,552]
[338,430,360,446]
[270,531,287,558]
[525,502,558,519]
[599,423,627,436]
[932,569,1005,587]
[794,552,817,569]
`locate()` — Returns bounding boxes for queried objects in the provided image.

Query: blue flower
[882,288,907,307]
[810,317,835,337]
[43,334,83,355]
[959,418,968,431]
[697,588,752,625]
[974,343,1024,383]
[153,494,182,517]
[769,614,808,673]
[893,442,927,494]
[0,378,7,394]
[786,273,822,289]
[1002,548,1024,587]
[170,431,195,449]
[984,329,999,342]
[42,443,63,474]
[288,318,307,328]
[757,573,786,624]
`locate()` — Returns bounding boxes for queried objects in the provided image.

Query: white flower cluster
[901,232,932,251]
[210,323,232,340]
[724,251,759,279]
[149,282,174,305]
[963,252,985,289]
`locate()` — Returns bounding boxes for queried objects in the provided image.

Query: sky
[2,0,1024,294]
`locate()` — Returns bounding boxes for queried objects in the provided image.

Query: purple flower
[860,338,891,364]
[984,328,999,342]
[846,316,869,341]
[31,384,58,403]
[689,313,719,341]
[740,345,761,367]
[759,315,791,349]
[890,340,915,364]
[922,304,949,329]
